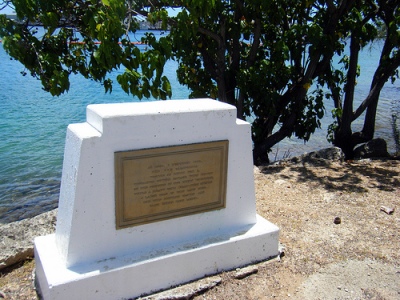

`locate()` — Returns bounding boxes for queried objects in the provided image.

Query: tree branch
[198,27,223,48]
[247,17,261,67]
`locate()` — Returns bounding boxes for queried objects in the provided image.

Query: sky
[0,1,14,15]
[1,5,180,16]
[1,4,14,15]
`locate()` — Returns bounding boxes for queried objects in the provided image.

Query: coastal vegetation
[0,0,399,163]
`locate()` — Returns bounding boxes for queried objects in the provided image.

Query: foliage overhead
[152,0,399,162]
[0,0,172,98]
[1,0,399,163]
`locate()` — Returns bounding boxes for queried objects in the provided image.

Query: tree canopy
[1,0,399,163]
[0,0,172,98]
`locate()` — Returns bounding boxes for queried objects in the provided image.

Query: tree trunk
[333,35,360,158]
[252,83,311,165]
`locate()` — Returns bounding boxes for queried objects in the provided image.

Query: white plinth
[35,215,278,299]
[34,99,279,299]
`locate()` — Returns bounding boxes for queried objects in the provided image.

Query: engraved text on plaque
[115,141,228,229]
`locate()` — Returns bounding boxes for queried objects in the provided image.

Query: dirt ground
[0,158,399,299]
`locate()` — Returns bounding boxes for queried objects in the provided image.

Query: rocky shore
[0,210,57,271]
[1,146,399,299]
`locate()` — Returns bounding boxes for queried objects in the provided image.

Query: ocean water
[0,34,399,223]
[0,31,190,222]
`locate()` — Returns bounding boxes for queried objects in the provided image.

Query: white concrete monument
[34,99,279,299]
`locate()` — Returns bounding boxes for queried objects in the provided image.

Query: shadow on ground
[260,158,399,194]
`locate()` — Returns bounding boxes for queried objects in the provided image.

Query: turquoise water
[0,31,190,222]
[0,35,399,223]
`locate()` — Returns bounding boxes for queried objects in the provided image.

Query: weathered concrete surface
[0,209,56,270]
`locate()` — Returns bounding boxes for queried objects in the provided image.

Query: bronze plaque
[115,140,228,229]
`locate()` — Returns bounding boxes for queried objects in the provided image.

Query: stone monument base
[34,99,279,299]
[35,215,278,300]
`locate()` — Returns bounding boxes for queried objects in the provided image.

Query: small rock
[334,217,341,224]
[302,147,345,162]
[0,290,6,298]
[274,179,287,185]
[380,206,394,215]
[354,138,389,159]
[140,276,222,299]
[279,244,285,256]
[234,265,258,279]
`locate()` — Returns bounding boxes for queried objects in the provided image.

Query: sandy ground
[0,158,399,299]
